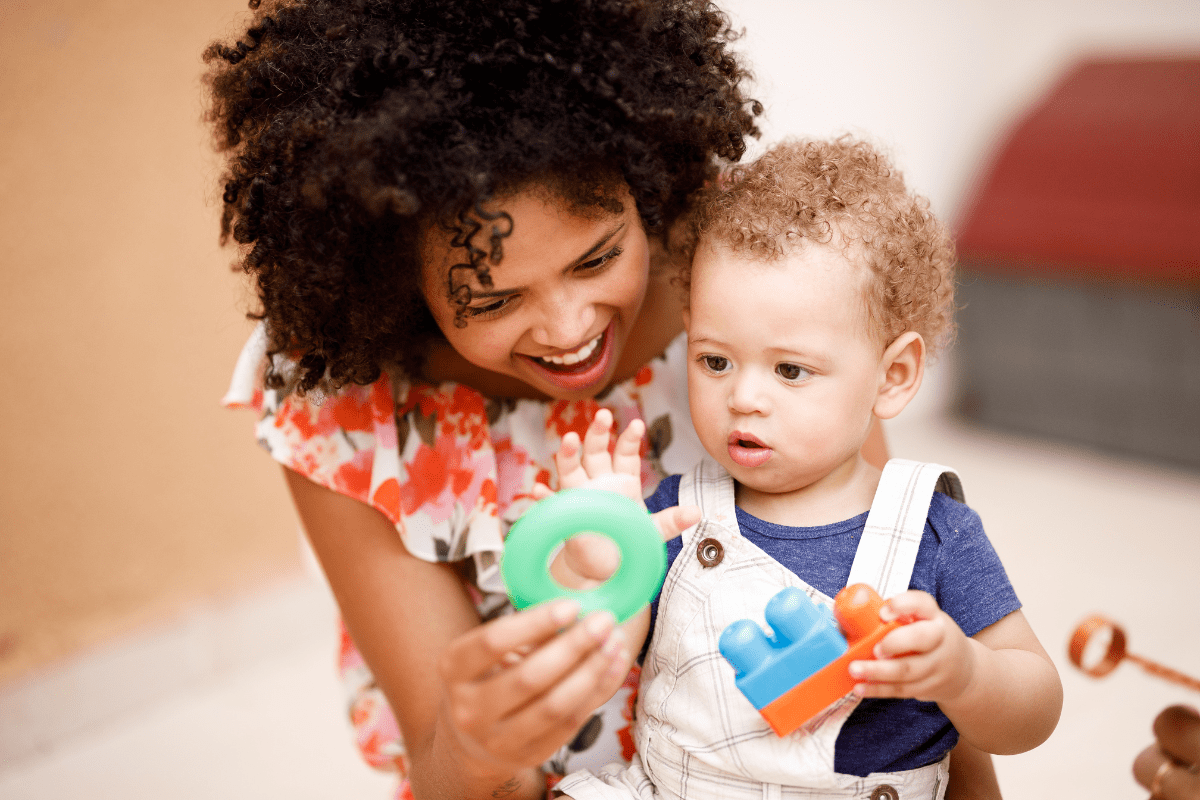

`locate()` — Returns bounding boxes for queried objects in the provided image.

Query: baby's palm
[537,409,698,589]
[542,410,645,587]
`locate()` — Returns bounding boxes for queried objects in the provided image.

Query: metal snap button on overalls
[869,785,899,800]
[696,537,724,567]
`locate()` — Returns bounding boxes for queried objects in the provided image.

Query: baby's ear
[873,332,924,420]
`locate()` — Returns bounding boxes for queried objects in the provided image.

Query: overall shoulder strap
[845,459,963,599]
[676,456,739,531]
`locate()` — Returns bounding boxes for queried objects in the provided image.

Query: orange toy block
[759,583,902,736]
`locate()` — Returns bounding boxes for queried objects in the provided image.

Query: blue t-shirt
[644,474,1021,777]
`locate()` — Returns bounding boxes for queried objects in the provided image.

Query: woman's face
[420,186,651,400]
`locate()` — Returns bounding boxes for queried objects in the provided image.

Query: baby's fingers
[556,432,588,489]
[879,590,940,624]
[849,651,937,698]
[652,505,700,543]
[611,418,645,478]
[580,409,616,477]
[873,618,944,660]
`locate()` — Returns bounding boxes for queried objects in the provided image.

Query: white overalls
[557,458,965,800]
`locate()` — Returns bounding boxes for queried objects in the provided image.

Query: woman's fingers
[1155,705,1200,767]
[439,598,581,684]
[492,611,618,703]
[1134,743,1200,799]
[459,623,631,769]
[507,625,631,737]
[1134,706,1200,799]
[458,611,619,732]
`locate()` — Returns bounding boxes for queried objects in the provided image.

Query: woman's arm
[285,468,633,800]
[944,738,1004,799]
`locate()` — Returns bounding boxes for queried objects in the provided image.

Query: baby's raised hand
[555,408,644,502]
[535,409,698,589]
[848,590,977,704]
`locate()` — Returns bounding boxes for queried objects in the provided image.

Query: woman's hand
[436,597,631,779]
[286,468,633,800]
[1134,705,1200,799]
[848,590,976,703]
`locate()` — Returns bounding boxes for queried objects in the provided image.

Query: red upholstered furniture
[953,57,1200,468]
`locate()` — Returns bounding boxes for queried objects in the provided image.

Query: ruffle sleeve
[223,324,705,609]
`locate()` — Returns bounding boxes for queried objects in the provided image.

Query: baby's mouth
[531,331,604,372]
[729,432,767,449]
[727,431,773,467]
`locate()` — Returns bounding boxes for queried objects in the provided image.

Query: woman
[206,1,1002,797]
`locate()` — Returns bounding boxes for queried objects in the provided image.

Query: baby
[547,138,1062,800]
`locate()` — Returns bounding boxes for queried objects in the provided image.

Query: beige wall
[0,0,300,683]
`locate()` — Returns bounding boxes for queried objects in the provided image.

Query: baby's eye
[776,363,811,381]
[700,355,730,373]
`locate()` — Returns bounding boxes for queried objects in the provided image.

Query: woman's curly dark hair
[685,137,957,358]
[204,0,761,393]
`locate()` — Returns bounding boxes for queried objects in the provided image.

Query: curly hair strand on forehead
[204,0,759,394]
[687,137,957,359]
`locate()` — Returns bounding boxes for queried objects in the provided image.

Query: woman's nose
[531,290,597,349]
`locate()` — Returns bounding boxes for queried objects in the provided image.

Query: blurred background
[1,0,1197,796]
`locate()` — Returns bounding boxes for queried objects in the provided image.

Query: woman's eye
[466,295,514,318]
[701,355,730,373]
[576,246,623,274]
[776,363,811,381]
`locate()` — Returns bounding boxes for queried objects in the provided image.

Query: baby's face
[685,239,885,502]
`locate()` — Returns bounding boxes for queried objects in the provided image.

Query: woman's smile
[421,186,650,400]
[519,321,616,392]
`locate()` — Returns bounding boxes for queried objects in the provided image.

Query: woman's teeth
[538,333,601,366]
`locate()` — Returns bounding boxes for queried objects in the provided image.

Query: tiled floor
[2,375,1198,797]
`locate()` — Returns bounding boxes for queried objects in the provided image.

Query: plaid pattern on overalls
[557,458,964,800]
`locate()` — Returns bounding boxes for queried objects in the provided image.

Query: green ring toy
[501,488,666,624]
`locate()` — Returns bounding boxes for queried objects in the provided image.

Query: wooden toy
[719,583,904,736]
[1068,615,1200,692]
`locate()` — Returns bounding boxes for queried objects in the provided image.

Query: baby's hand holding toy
[720,583,915,736]
[848,589,976,704]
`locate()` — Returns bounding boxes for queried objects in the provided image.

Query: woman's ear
[874,331,925,420]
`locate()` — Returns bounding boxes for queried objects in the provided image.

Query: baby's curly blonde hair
[685,136,956,357]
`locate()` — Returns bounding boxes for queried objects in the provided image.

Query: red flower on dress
[547,399,601,442]
[616,665,641,762]
[399,432,495,523]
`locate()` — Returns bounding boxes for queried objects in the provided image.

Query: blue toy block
[718,587,848,710]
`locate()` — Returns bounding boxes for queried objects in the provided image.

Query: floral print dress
[224,323,704,798]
